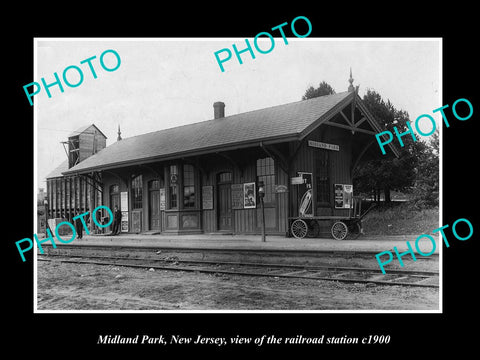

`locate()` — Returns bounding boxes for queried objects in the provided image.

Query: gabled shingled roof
[68,124,107,139]
[46,160,69,179]
[62,91,388,175]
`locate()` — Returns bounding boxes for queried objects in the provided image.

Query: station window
[257,157,275,205]
[183,164,195,208]
[110,184,120,194]
[131,175,143,209]
[218,171,232,183]
[149,180,160,190]
[169,165,178,209]
[315,152,330,206]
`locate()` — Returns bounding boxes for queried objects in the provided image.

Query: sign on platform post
[291,176,304,185]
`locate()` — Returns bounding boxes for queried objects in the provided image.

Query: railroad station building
[47,76,397,237]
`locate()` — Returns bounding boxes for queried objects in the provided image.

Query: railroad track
[36,243,438,261]
[37,252,439,288]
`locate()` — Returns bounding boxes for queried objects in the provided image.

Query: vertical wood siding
[289,123,354,219]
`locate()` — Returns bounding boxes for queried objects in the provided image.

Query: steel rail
[38,252,439,276]
[38,254,439,288]
[37,243,439,259]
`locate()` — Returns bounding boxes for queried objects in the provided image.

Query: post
[260,196,266,242]
[89,177,95,234]
[44,198,50,237]
[258,180,266,242]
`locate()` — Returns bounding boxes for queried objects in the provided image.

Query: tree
[354,89,421,203]
[411,131,439,208]
[302,81,336,100]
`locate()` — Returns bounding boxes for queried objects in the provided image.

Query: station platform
[53,232,441,254]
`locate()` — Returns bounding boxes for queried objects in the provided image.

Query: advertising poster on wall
[120,191,128,211]
[121,212,128,232]
[120,191,128,232]
[335,184,344,208]
[343,184,353,209]
[335,184,353,209]
[159,188,166,210]
[298,172,313,217]
[243,182,256,208]
[231,184,244,209]
[201,186,213,210]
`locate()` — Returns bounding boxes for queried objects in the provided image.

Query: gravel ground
[36,260,439,311]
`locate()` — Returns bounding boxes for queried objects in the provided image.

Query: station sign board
[308,140,339,151]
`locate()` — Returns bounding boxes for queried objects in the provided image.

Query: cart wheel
[291,219,308,239]
[349,222,362,239]
[308,219,320,238]
[331,221,348,240]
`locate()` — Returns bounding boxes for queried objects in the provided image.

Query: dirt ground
[36,260,439,311]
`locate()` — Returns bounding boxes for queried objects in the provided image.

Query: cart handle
[358,202,376,220]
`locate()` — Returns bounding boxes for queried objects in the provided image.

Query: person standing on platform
[74,211,84,240]
[110,205,122,235]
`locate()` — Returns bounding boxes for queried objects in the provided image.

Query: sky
[35,38,441,189]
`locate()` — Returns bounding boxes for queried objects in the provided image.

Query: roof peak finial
[348,67,355,92]
[117,124,122,141]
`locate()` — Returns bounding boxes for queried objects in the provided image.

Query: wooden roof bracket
[351,139,376,177]
[260,142,289,174]
[81,172,104,193]
[355,99,400,158]
[287,137,307,169]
